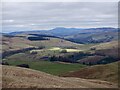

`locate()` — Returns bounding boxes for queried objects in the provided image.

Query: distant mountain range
[3,27,119,44]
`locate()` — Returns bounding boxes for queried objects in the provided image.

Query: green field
[4,59,86,76]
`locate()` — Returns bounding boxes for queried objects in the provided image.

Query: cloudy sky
[2,2,118,33]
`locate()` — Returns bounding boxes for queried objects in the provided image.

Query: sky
[1,2,118,33]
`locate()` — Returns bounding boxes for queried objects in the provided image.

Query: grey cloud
[2,2,118,32]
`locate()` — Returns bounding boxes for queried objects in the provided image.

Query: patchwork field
[2,34,119,88]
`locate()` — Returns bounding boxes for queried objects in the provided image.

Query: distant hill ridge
[3,27,118,44]
[6,27,118,36]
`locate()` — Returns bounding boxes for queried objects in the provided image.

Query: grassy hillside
[91,41,118,50]
[2,65,117,88]
[77,55,105,64]
[2,35,84,52]
[2,35,33,52]
[61,61,119,84]
[93,41,118,59]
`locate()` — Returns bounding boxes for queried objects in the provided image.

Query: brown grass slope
[2,65,117,88]
[62,61,119,84]
[91,41,118,50]
[2,35,82,52]
[2,36,33,52]
[92,41,119,59]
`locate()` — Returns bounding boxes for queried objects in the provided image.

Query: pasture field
[4,59,86,76]
[49,47,82,52]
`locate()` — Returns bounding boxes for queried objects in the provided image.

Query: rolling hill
[2,35,119,65]
[93,41,119,59]
[2,65,117,88]
[2,34,82,52]
[64,30,118,44]
[61,61,119,84]
[76,40,119,65]
[91,41,118,50]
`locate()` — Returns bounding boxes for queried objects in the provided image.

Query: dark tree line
[49,52,92,63]
[2,46,45,59]
[28,36,50,41]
